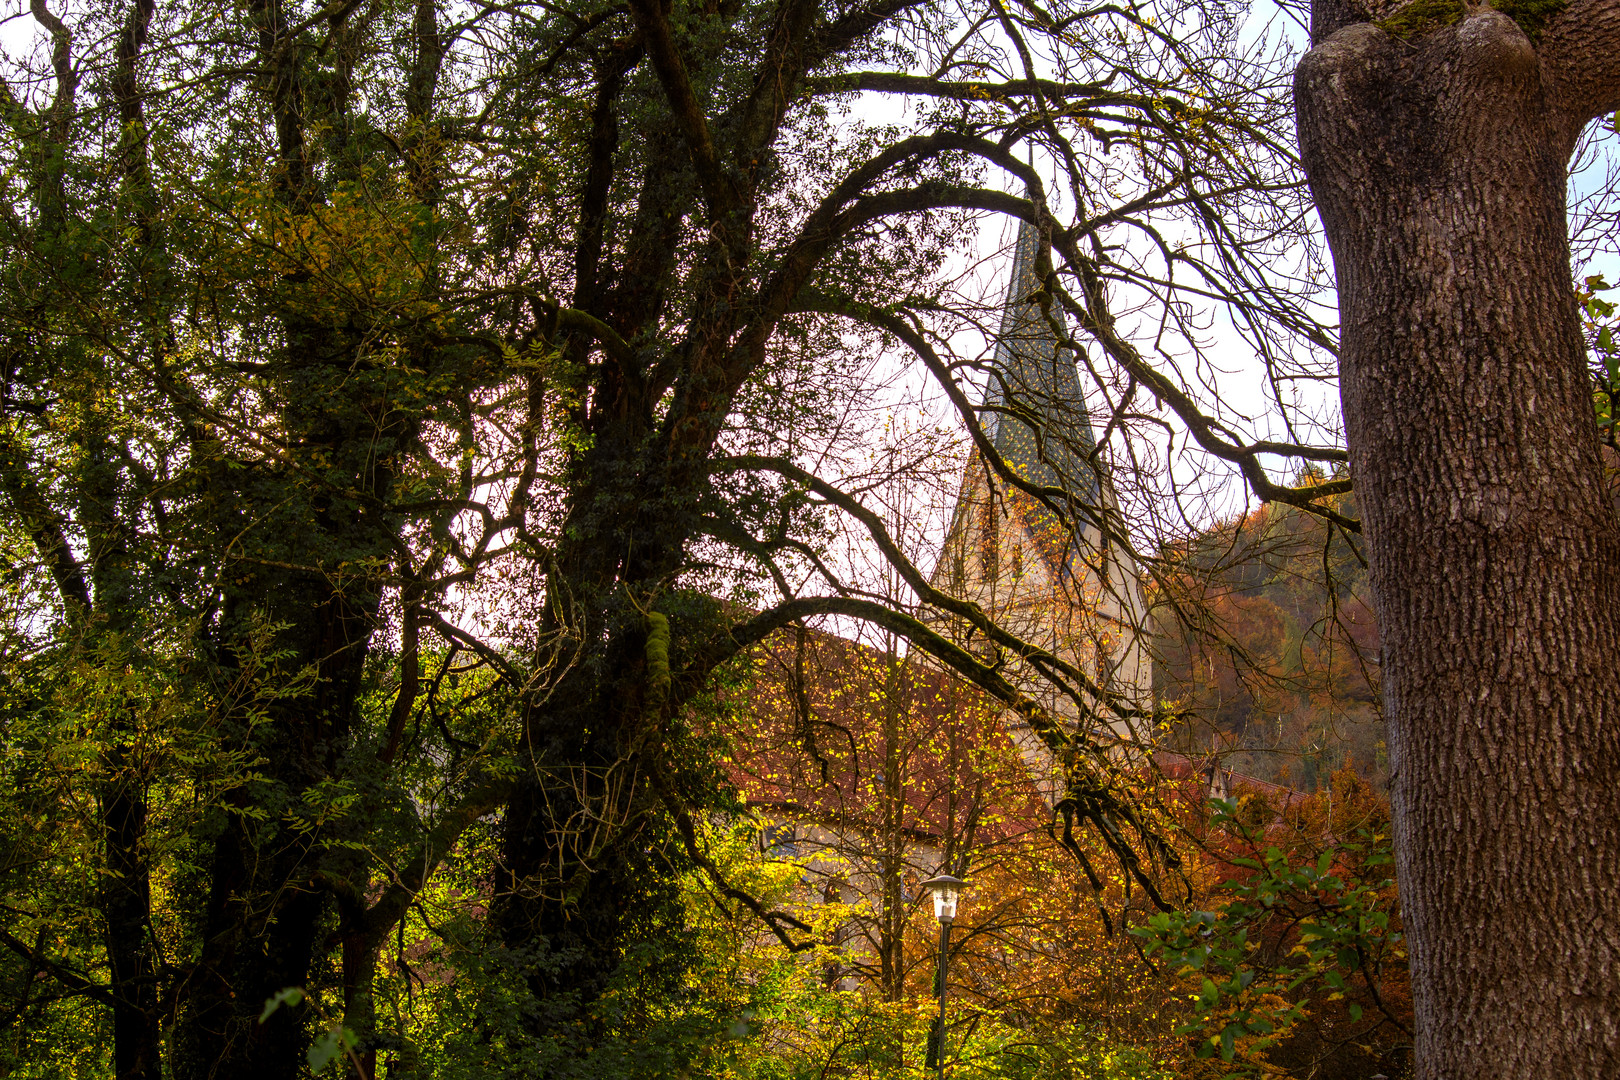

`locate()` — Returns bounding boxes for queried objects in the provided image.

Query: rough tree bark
[1295,1,1620,1074]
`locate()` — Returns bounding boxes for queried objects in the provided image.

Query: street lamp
[920,873,966,1079]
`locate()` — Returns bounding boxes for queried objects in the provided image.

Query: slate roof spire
[980,220,1101,563]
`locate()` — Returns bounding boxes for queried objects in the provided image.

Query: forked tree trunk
[1295,4,1620,1075]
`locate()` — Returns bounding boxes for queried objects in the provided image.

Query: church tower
[931,221,1152,788]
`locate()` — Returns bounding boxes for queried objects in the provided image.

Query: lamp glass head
[920,874,965,922]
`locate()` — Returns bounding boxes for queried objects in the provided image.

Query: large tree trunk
[1295,5,1620,1075]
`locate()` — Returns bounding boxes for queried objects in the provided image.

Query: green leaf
[307,1026,358,1072]
[259,987,304,1023]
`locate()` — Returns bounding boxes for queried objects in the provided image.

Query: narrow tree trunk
[880,647,905,1004]
[339,898,380,1080]
[82,418,165,1080]
[102,758,162,1080]
[1295,9,1620,1075]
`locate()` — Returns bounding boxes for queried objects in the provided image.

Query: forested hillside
[1154,487,1383,791]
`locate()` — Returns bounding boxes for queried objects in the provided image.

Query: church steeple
[930,217,1152,756]
[980,220,1101,570]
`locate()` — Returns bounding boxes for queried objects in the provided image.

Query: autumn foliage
[691,620,1410,1079]
[1155,491,1382,792]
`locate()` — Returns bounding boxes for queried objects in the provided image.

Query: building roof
[726,626,1052,845]
[724,628,1307,849]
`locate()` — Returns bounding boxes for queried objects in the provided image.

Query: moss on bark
[1374,0,1566,41]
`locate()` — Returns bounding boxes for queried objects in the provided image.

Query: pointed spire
[979,219,1100,541]
[981,221,1098,496]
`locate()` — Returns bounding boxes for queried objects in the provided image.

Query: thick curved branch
[362,776,513,949]
[624,0,737,219]
[653,777,817,952]
[0,434,90,618]
[711,593,1087,758]
[743,132,1045,345]
[1543,0,1620,140]
[557,307,637,371]
[813,0,934,58]
[805,70,1125,103]
[725,136,1051,384]
[0,928,116,1009]
[422,611,527,689]
[709,457,1138,727]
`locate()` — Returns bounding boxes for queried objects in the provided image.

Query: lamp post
[920,873,965,1080]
